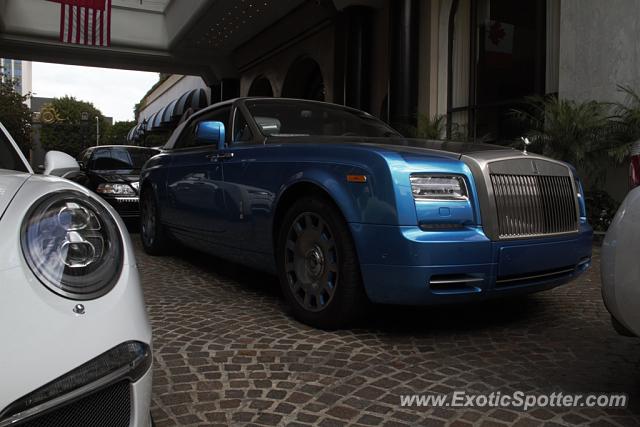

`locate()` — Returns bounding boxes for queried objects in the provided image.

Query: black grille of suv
[490,174,579,239]
[17,381,130,427]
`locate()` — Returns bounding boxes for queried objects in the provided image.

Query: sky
[32,62,159,123]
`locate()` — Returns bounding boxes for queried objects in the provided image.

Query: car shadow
[167,241,283,299]
[360,295,544,335]
[151,237,546,335]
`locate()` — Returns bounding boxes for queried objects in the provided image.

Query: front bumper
[0,343,152,427]
[351,223,593,305]
[103,196,141,218]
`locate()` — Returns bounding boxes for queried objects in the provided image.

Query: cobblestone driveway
[136,238,640,427]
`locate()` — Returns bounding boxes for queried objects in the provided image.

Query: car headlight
[410,174,468,201]
[97,183,136,196]
[21,191,123,300]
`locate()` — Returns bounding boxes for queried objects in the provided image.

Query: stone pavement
[135,239,640,426]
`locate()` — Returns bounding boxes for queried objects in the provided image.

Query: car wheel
[140,188,170,255]
[276,196,367,329]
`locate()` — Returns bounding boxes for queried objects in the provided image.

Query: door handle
[205,152,234,161]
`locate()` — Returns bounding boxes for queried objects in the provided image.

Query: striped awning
[126,119,148,142]
[148,88,209,132]
[128,88,209,139]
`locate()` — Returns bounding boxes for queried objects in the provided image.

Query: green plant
[609,84,640,162]
[406,114,469,141]
[40,96,107,158]
[510,95,620,187]
[585,190,620,232]
[414,114,446,139]
[104,120,136,145]
[0,72,32,157]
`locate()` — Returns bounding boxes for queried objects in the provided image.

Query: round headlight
[21,191,124,300]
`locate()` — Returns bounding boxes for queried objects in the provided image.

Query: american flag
[47,0,112,47]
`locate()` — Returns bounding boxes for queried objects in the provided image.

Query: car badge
[521,137,532,155]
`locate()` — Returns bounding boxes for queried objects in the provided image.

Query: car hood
[265,136,515,160]
[0,169,30,220]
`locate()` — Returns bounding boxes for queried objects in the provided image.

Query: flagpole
[95,116,100,146]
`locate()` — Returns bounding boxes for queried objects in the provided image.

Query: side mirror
[43,151,80,178]
[195,121,226,149]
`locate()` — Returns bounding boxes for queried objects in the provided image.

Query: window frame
[231,102,264,145]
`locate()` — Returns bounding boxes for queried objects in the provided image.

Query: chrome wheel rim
[284,212,338,312]
[141,193,155,247]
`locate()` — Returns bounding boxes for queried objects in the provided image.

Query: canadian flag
[47,0,112,47]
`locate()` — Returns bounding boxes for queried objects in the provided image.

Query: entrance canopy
[0,0,312,83]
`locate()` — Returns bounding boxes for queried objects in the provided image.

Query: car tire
[140,188,170,255]
[276,195,368,329]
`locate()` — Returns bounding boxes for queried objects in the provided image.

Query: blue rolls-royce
[139,98,592,329]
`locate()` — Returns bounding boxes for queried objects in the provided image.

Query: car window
[233,108,254,144]
[111,149,131,166]
[90,149,115,170]
[245,100,400,138]
[0,126,29,172]
[89,147,157,170]
[176,107,231,149]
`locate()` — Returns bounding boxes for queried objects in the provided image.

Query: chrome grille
[490,174,578,238]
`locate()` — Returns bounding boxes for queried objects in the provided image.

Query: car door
[216,104,275,255]
[165,106,231,251]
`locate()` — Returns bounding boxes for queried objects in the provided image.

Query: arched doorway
[248,77,274,97]
[281,57,325,101]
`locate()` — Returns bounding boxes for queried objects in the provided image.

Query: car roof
[90,145,159,150]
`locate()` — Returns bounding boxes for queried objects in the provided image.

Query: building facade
[130,0,636,198]
[138,0,640,139]
[0,58,32,107]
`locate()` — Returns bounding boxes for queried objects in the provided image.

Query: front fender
[276,164,399,225]
[139,154,171,216]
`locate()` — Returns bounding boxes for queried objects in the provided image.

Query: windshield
[0,124,30,173]
[245,100,401,138]
[91,147,158,171]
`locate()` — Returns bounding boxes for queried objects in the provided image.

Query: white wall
[559,0,640,103]
[559,0,640,200]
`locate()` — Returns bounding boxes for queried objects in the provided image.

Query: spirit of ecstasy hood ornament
[521,137,532,155]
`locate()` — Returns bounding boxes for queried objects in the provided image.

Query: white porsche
[601,186,640,337]
[0,122,152,426]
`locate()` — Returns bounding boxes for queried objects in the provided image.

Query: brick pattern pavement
[135,240,640,426]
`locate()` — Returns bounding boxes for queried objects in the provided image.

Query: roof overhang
[0,0,314,83]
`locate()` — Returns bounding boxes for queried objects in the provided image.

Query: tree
[40,96,108,158]
[0,73,32,157]
[510,95,618,188]
[104,120,136,145]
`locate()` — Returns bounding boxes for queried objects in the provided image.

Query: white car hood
[0,170,30,220]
